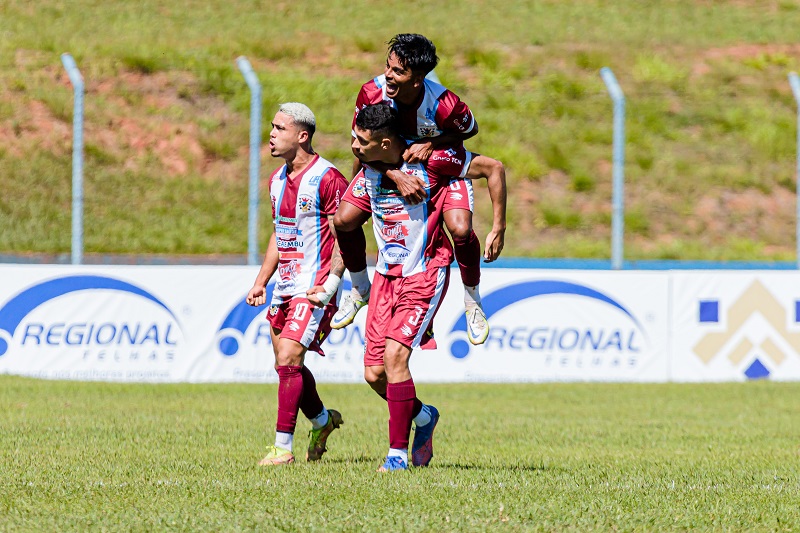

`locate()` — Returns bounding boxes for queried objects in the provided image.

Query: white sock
[309,407,329,430]
[464,284,481,307]
[349,269,371,298]
[387,448,408,464]
[413,404,432,427]
[275,431,293,451]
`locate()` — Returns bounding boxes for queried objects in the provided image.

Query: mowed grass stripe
[1,376,798,530]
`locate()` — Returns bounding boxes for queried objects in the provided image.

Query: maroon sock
[336,227,368,272]
[298,365,324,420]
[453,230,481,287]
[376,390,421,419]
[386,379,417,450]
[275,365,303,434]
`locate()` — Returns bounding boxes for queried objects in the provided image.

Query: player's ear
[380,136,392,151]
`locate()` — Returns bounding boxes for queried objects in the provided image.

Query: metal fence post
[61,53,84,265]
[236,56,262,266]
[600,67,626,270]
[789,72,800,270]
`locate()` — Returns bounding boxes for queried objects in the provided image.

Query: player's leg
[260,299,342,465]
[443,179,489,345]
[332,190,372,329]
[379,338,415,472]
[259,325,306,466]
[300,301,344,461]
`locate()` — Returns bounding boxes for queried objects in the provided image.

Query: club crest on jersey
[351,179,367,198]
[298,194,314,212]
[268,305,280,317]
[418,126,437,137]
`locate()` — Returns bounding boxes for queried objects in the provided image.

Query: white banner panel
[409,270,670,383]
[0,266,670,383]
[670,272,800,382]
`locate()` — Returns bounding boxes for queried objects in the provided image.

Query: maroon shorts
[267,296,337,355]
[363,266,450,367]
[443,178,474,212]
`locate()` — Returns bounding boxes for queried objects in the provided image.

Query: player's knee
[445,211,473,239]
[364,366,386,386]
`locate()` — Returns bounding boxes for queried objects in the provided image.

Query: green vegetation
[2,1,800,260]
[1,376,798,530]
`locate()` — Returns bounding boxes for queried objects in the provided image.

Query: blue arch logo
[214,280,353,357]
[448,279,646,359]
[0,275,179,356]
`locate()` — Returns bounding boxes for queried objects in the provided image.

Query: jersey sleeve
[435,90,476,135]
[319,168,349,215]
[352,82,374,132]
[341,169,371,212]
[426,146,473,184]
[268,169,280,221]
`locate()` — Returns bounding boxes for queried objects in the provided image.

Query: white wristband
[316,274,341,306]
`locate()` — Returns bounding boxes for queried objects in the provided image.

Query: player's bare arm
[246,233,279,306]
[307,218,346,307]
[403,124,480,164]
[464,154,507,262]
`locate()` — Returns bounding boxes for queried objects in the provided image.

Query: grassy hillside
[2,0,800,260]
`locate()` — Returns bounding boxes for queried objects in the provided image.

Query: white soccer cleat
[331,290,369,329]
[465,304,489,345]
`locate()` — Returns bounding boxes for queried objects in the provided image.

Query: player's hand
[306,286,326,307]
[387,169,426,204]
[246,285,267,306]
[483,228,505,262]
[306,274,340,307]
[403,141,434,164]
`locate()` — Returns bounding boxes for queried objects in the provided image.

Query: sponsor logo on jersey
[278,260,302,281]
[381,223,409,242]
[287,321,301,332]
[445,148,457,157]
[382,243,411,264]
[449,192,464,201]
[275,224,300,236]
[277,239,305,249]
[401,324,413,337]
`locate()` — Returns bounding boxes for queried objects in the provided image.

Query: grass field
[2,375,799,530]
[4,1,800,260]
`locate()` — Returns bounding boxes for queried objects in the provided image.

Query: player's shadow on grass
[434,461,549,472]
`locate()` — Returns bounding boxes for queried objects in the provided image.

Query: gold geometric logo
[693,280,800,367]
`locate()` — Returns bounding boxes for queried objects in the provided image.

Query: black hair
[354,103,400,139]
[387,33,439,75]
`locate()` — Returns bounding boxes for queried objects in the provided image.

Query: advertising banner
[0,265,670,383]
[670,272,800,381]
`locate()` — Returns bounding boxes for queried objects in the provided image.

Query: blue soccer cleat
[377,455,408,472]
[411,405,440,467]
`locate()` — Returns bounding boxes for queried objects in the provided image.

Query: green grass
[3,1,800,260]
[1,376,799,530]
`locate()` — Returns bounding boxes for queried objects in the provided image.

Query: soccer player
[245,103,348,466]
[339,103,505,472]
[333,33,506,346]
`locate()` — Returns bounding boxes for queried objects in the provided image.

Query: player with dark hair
[333,33,506,347]
[338,103,506,471]
[246,103,348,466]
